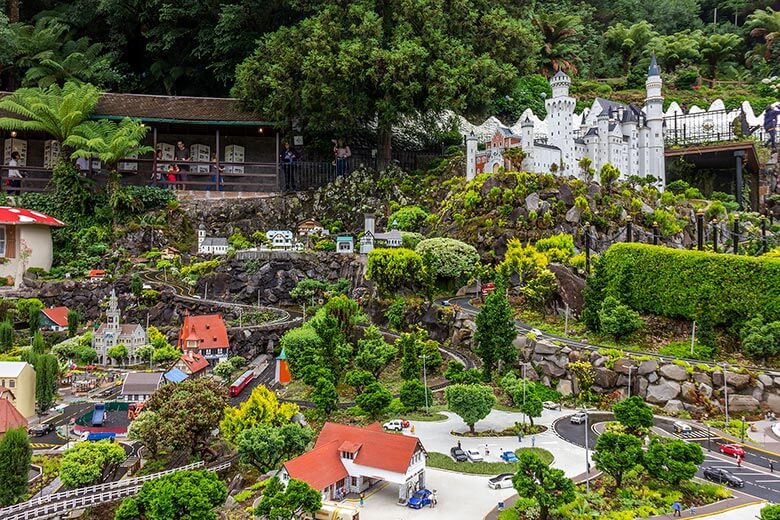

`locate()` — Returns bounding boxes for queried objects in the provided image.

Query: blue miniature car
[407,489,433,509]
[500,451,519,463]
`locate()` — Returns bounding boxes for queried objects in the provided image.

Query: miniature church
[359,213,403,254]
[93,289,148,365]
[468,55,666,185]
[197,224,228,255]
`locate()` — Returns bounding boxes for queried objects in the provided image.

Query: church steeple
[106,289,120,332]
[648,53,661,77]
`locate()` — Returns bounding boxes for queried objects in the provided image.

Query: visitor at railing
[6,151,23,195]
[280,141,299,192]
[333,138,351,176]
[174,140,190,189]
[763,102,780,150]
[207,153,224,191]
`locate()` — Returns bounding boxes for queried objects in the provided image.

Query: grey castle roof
[201,237,228,247]
[497,126,518,137]
[648,53,660,76]
[551,70,569,81]
[595,97,628,117]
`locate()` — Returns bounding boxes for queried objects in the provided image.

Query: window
[0,226,6,257]
[8,379,14,388]
[351,477,357,487]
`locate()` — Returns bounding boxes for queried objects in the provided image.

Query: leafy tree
[74,345,97,364]
[280,325,323,379]
[321,295,363,340]
[354,326,397,377]
[107,344,129,365]
[135,345,154,366]
[234,0,537,166]
[310,312,352,382]
[31,331,46,354]
[521,268,558,313]
[414,238,479,282]
[603,21,657,74]
[236,424,314,473]
[60,440,124,487]
[642,438,704,486]
[388,206,429,232]
[130,275,143,297]
[647,31,701,71]
[518,391,543,427]
[344,369,375,394]
[599,163,621,192]
[254,477,321,520]
[512,451,575,520]
[142,378,229,457]
[598,296,643,339]
[28,306,40,332]
[491,74,551,121]
[445,384,496,434]
[444,361,483,384]
[146,326,171,350]
[613,395,653,435]
[740,315,780,362]
[761,504,780,520]
[0,320,13,351]
[398,330,423,380]
[497,240,549,285]
[114,470,227,520]
[399,379,432,411]
[367,248,428,295]
[23,352,59,414]
[151,346,180,364]
[213,360,236,381]
[592,432,643,487]
[67,309,79,337]
[474,286,517,378]
[289,279,329,305]
[0,427,31,506]
[699,33,742,84]
[311,377,339,417]
[533,12,582,76]
[128,410,166,458]
[746,8,780,68]
[355,382,393,418]
[220,385,299,443]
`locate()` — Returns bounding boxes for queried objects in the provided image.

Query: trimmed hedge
[584,243,780,327]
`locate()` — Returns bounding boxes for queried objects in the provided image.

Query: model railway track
[1,459,234,520]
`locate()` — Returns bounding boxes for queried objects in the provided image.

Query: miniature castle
[467,56,666,185]
[93,289,148,365]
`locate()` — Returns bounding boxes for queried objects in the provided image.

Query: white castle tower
[197,223,206,250]
[545,70,576,174]
[645,54,665,187]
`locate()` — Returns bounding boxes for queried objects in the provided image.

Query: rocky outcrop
[659,364,688,381]
[646,380,682,404]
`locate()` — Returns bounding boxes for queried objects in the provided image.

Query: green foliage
[312,377,339,416]
[219,385,298,444]
[236,424,314,473]
[60,440,124,488]
[613,396,653,435]
[355,382,393,418]
[492,74,551,120]
[354,326,397,377]
[444,384,496,433]
[0,428,31,506]
[535,233,575,263]
[568,360,595,400]
[115,470,227,520]
[228,232,252,250]
[16,298,43,322]
[107,344,128,363]
[28,306,40,332]
[254,477,321,520]
[279,325,322,380]
[511,451,575,520]
[400,231,425,250]
[399,379,433,411]
[740,315,780,360]
[31,331,46,354]
[344,369,375,393]
[519,392,543,427]
[593,432,644,488]
[367,248,429,295]
[598,296,644,339]
[67,310,79,336]
[0,320,13,352]
[388,206,429,232]
[23,352,59,413]
[599,163,620,190]
[444,361,483,384]
[474,286,517,378]
[643,438,704,486]
[415,237,479,281]
[385,298,407,332]
[658,341,715,361]
[584,243,780,330]
[761,504,780,520]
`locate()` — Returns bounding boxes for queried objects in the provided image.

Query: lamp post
[741,416,746,444]
[721,363,730,424]
[522,363,528,425]
[627,365,636,399]
[703,413,711,452]
[584,408,590,494]
[420,352,429,414]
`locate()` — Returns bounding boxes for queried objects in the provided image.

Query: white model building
[197,224,228,255]
[469,56,666,185]
[266,230,294,249]
[360,214,402,255]
[93,289,148,365]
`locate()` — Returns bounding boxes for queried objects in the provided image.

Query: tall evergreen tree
[0,319,13,351]
[474,286,517,378]
[0,427,32,506]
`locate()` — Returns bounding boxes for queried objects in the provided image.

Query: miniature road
[553,412,780,503]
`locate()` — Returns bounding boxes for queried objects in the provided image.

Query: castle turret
[545,70,576,174]
[465,131,477,181]
[520,116,535,171]
[596,110,610,174]
[106,289,120,334]
[197,223,206,249]
[645,53,665,187]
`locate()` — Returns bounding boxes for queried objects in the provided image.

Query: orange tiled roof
[180,351,209,374]
[177,314,229,350]
[42,306,69,327]
[0,398,27,434]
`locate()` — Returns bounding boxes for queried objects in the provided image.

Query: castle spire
[648,53,660,77]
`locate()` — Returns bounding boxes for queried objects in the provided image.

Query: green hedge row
[584,243,780,327]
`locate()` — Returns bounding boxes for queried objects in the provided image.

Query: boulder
[647,372,659,384]
[692,372,712,386]
[556,379,573,397]
[659,364,689,382]
[613,358,634,375]
[698,383,713,398]
[680,382,697,403]
[542,362,567,378]
[774,377,780,387]
[753,387,764,402]
[640,202,654,214]
[552,354,570,369]
[565,205,581,223]
[594,367,619,389]
[638,377,649,398]
[637,360,658,375]
[645,380,681,404]
[525,192,540,212]
[759,374,774,388]
[664,400,685,413]
[547,263,585,315]
[593,356,608,368]
[713,371,751,390]
[534,341,560,355]
[558,183,574,205]
[767,393,780,414]
[727,394,760,412]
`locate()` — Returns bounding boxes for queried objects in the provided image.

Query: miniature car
[466,449,483,462]
[500,451,519,463]
[28,423,54,436]
[543,401,561,410]
[488,473,514,489]
[451,447,468,462]
[570,411,588,424]
[719,444,745,457]
[407,489,433,509]
[383,419,408,431]
[673,421,693,434]
[703,467,744,487]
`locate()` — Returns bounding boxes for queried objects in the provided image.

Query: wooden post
[696,210,704,251]
[152,127,158,182]
[215,128,221,192]
[711,219,718,253]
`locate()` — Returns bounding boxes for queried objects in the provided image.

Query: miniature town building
[274,348,291,385]
[121,372,164,402]
[40,306,69,332]
[92,289,148,365]
[0,393,27,438]
[266,230,294,249]
[174,350,210,378]
[297,219,325,237]
[336,235,354,254]
[197,224,228,255]
[0,362,36,417]
[360,214,402,254]
[0,207,65,287]
[177,314,230,365]
[88,269,107,281]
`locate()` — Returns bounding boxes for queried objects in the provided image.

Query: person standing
[737,455,742,468]
[359,493,365,507]
[764,102,780,150]
[672,501,682,517]
[770,460,774,473]
[6,151,23,195]
[208,153,224,191]
[280,142,298,192]
[333,139,351,176]
[174,140,190,189]
[518,431,523,443]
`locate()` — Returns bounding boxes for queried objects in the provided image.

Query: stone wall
[517,335,780,415]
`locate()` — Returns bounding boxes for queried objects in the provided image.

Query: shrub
[583,243,780,329]
[400,231,425,250]
[658,341,715,361]
[535,233,575,263]
[598,296,643,339]
[415,238,479,281]
[367,248,428,295]
[388,206,429,232]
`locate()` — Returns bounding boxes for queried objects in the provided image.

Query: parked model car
[543,401,561,410]
[451,446,468,462]
[570,412,588,424]
[383,419,408,432]
[488,473,514,489]
[673,421,693,434]
[703,467,744,487]
[28,423,54,436]
[719,444,746,457]
[500,451,519,463]
[407,489,433,509]
[466,449,483,462]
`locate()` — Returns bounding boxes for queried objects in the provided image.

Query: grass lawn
[426,447,553,475]
[405,405,448,422]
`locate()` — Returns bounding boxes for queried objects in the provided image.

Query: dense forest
[2,0,780,146]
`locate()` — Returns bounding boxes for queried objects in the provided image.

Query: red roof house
[0,207,65,287]
[175,350,210,377]
[280,422,426,502]
[177,314,229,365]
[0,397,28,437]
[40,306,69,331]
